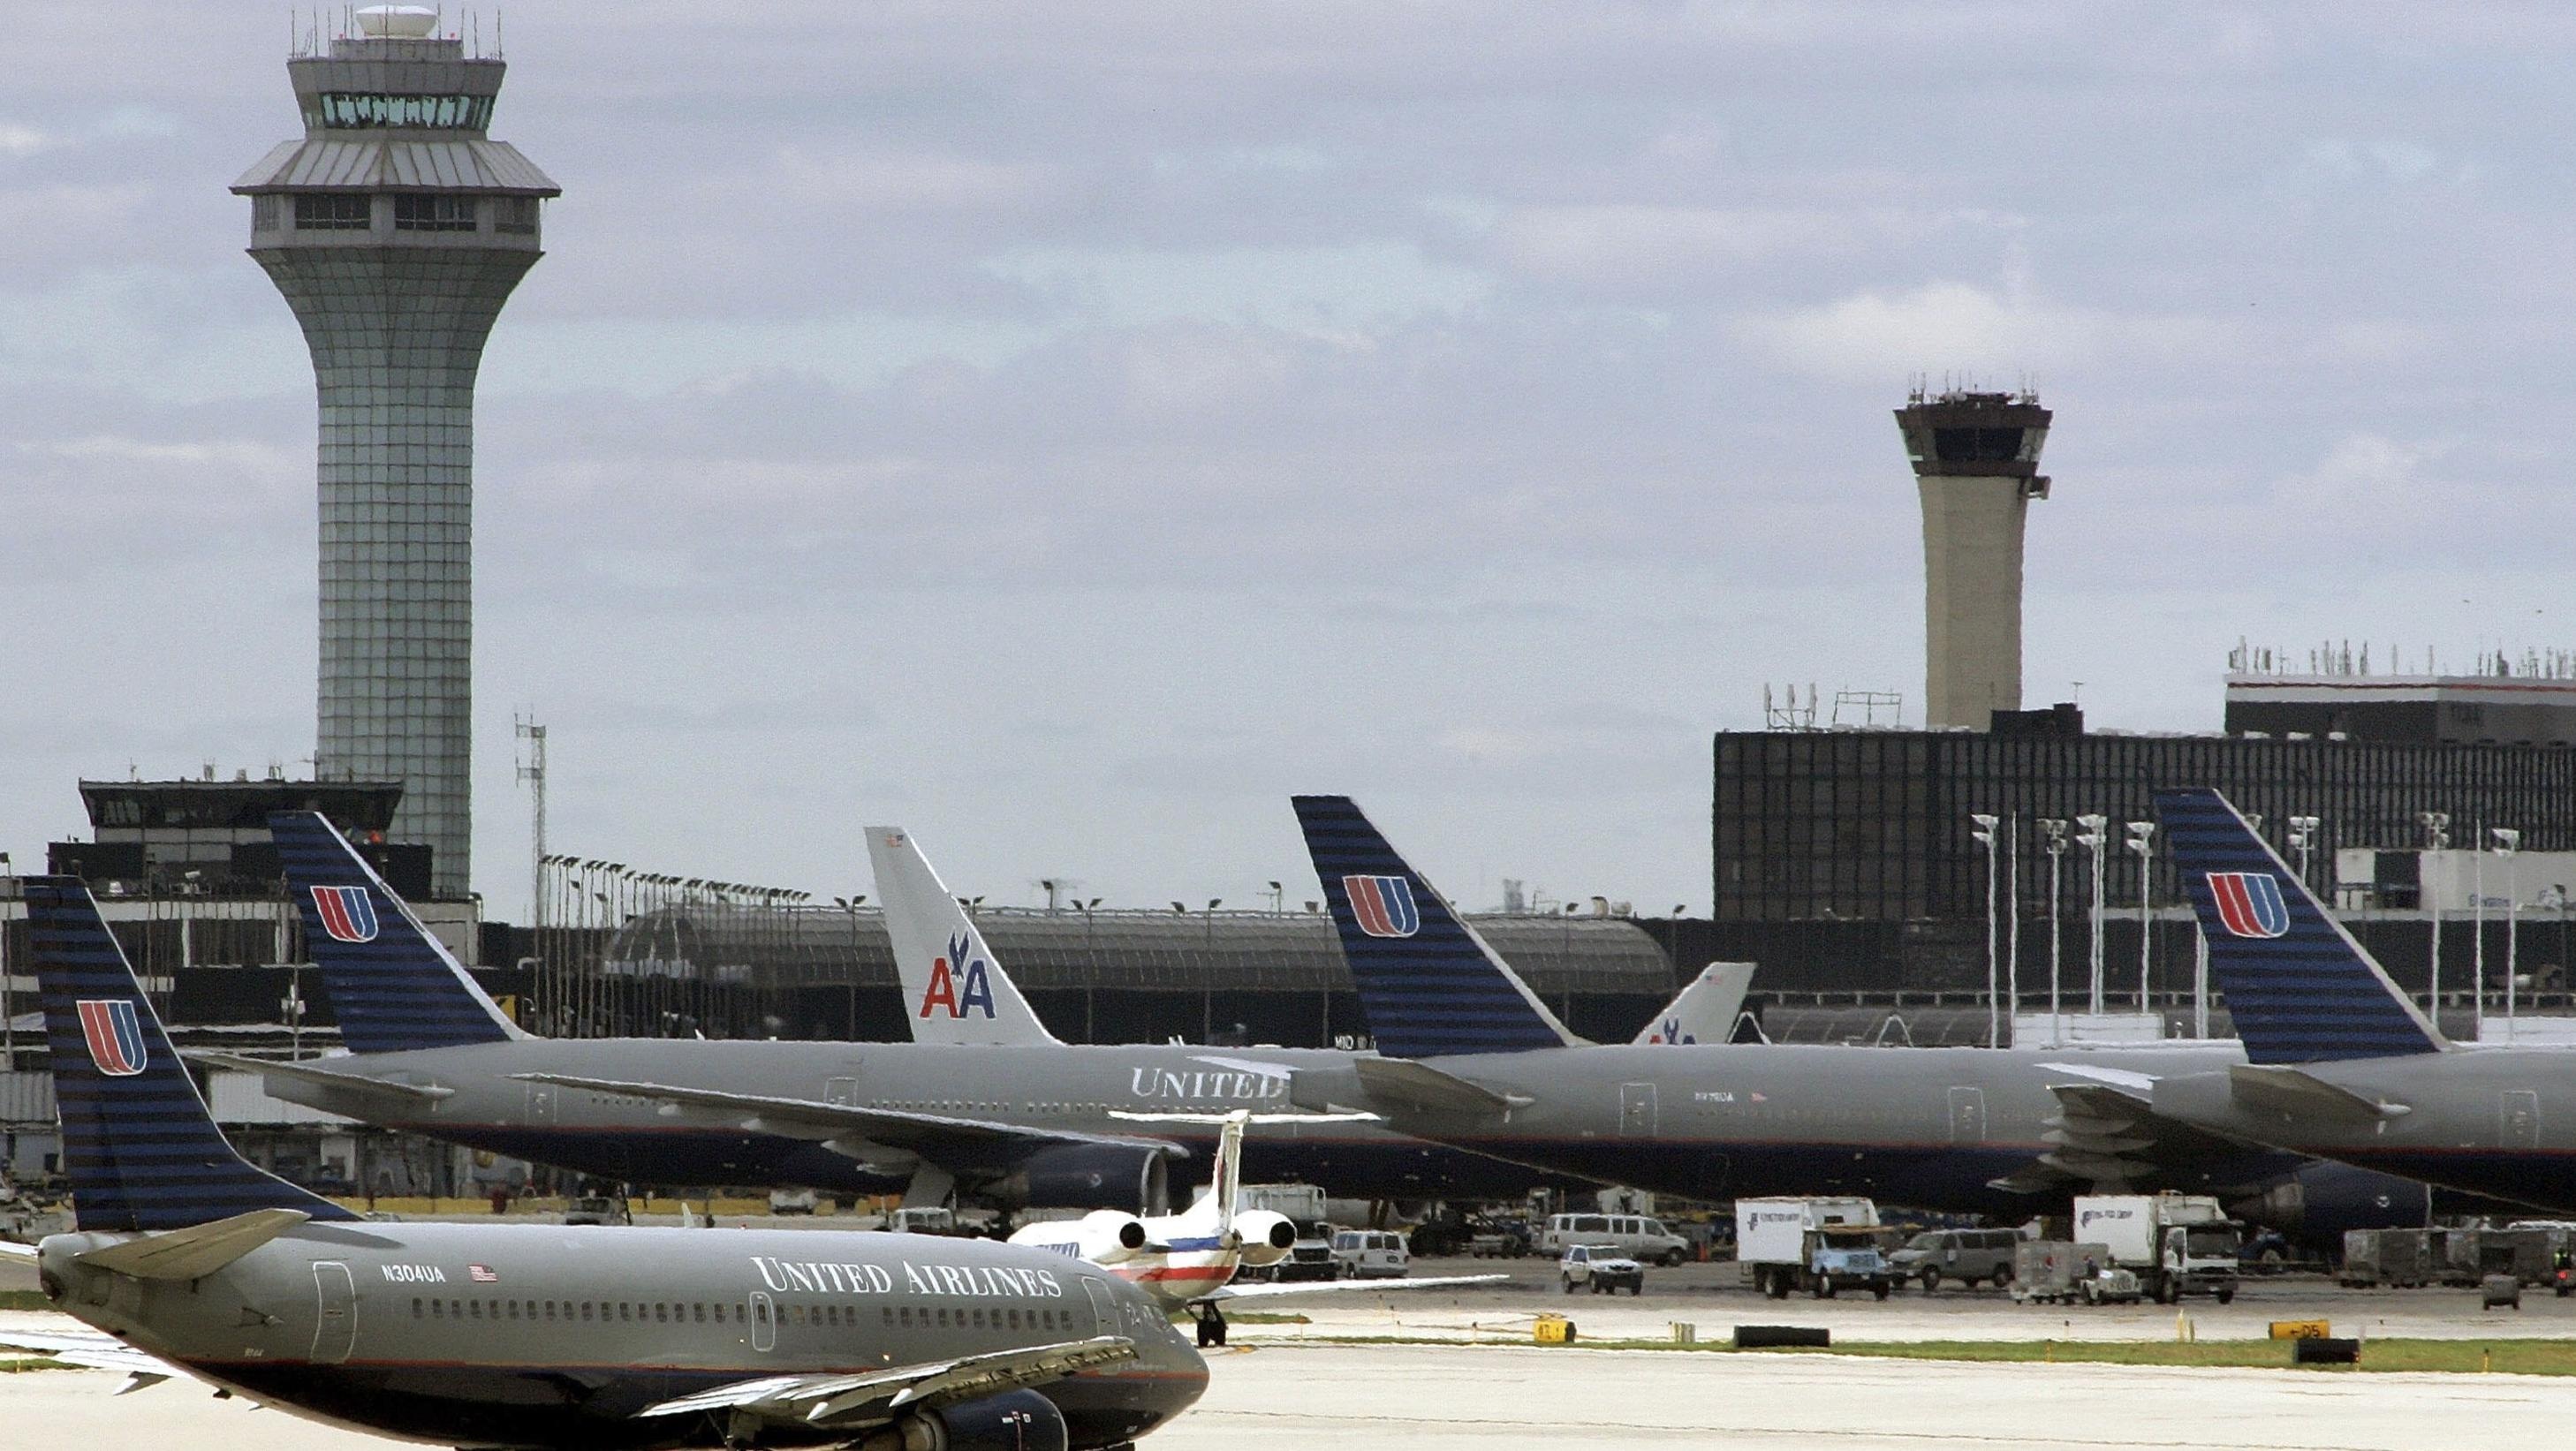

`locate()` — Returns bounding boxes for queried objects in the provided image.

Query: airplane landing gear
[1193,1302,1229,1348]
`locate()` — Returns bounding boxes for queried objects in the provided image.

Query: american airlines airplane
[1007,1109,1501,1344]
[0,876,1206,1451]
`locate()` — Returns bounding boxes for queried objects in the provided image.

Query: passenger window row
[407,1297,1081,1334]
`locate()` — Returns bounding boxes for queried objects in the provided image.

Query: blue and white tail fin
[866,826,1061,1047]
[27,877,357,1232]
[269,812,524,1054]
[1291,796,1583,1058]
[2154,788,2446,1064]
[1633,962,1754,1045]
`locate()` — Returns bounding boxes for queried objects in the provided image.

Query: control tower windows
[293,193,372,230]
[493,197,538,235]
[394,194,478,232]
[312,94,496,131]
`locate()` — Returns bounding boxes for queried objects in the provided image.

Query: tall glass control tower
[232,7,557,897]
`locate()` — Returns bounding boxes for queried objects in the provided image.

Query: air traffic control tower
[1895,389,2053,729]
[233,7,557,897]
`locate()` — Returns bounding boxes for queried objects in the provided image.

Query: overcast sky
[6,5,2572,923]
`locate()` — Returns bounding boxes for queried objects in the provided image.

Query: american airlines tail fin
[269,812,524,1053]
[866,826,1061,1047]
[1633,962,1754,1045]
[2154,788,2446,1064]
[26,876,357,1233]
[1291,796,1582,1059]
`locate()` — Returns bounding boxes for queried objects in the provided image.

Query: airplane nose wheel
[1194,1303,1229,1348]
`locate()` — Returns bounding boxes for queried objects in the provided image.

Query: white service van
[1538,1212,1691,1266]
[1330,1228,1411,1279]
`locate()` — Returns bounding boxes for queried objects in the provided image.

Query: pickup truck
[1561,1243,1645,1296]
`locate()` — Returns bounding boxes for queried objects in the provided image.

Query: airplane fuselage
[254,1039,1557,1203]
[38,1221,1204,1450]
[2153,1046,2576,1214]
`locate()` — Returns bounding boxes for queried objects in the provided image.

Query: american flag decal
[1342,875,1421,938]
[468,1264,498,1283]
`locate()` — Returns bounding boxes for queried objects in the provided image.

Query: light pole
[2125,820,2156,1013]
[2040,820,2067,1046]
[2075,814,2108,1016]
[1075,898,1102,1041]
[2004,813,2019,1043]
[2421,811,2451,1024]
[2474,820,2489,1039]
[2285,816,2320,892]
[2494,828,2522,1042]
[1970,813,1999,1048]
[831,895,866,1039]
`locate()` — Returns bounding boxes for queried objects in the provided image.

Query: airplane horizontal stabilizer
[187,1050,455,1101]
[73,1207,313,1281]
[0,1326,182,1380]
[1204,1273,1508,1304]
[507,1073,1189,1156]
[1350,1057,1527,1116]
[640,1335,1137,1429]
[2228,1064,2410,1122]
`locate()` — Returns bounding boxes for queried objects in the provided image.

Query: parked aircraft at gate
[2137,787,2576,1213]
[1284,795,2450,1240]
[224,813,1558,1209]
[0,876,1205,1451]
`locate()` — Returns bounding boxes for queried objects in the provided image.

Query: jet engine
[854,1387,1067,1451]
[996,1143,1173,1214]
[2225,1161,2433,1248]
[1228,1208,1299,1268]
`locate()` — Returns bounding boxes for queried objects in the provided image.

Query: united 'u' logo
[918,933,998,1018]
[76,999,147,1077]
[1343,875,1421,938]
[2207,872,2291,939]
[310,885,380,943]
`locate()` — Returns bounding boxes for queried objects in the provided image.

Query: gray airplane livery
[0,876,1206,1451]
[1284,796,2454,1242]
[2138,787,2576,1213]
[235,812,1572,1210]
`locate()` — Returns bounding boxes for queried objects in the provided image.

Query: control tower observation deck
[1895,389,2053,729]
[231,7,558,898]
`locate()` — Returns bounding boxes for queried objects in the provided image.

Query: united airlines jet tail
[2154,788,2446,1064]
[269,812,524,1054]
[26,876,358,1232]
[1291,796,1581,1059]
[866,826,1061,1047]
[1633,962,1754,1045]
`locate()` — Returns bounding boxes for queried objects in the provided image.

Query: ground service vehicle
[1738,1197,1892,1299]
[1538,1212,1690,1266]
[1331,1228,1410,1279]
[2073,1193,2241,1304]
[2012,1241,2118,1305]
[1891,1227,2020,1291]
[1561,1244,1645,1296]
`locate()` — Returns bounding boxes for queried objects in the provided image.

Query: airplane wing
[1990,1082,2280,1194]
[2228,1064,2410,1122]
[1348,1058,1528,1116]
[507,1074,1187,1157]
[188,1050,456,1102]
[0,1326,181,1386]
[1201,1273,1506,1304]
[639,1335,1135,1430]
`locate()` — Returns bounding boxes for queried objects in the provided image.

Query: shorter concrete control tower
[1895,389,2052,729]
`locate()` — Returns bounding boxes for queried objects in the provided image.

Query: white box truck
[2072,1193,2240,1304]
[1735,1197,1892,1299]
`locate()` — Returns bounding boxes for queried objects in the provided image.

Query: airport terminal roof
[601,905,1677,995]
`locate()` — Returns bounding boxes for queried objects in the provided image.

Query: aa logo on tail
[2206,872,2291,938]
[310,885,380,943]
[1342,875,1420,938]
[76,999,147,1077]
[919,933,998,1019]
[1648,1018,1696,1045]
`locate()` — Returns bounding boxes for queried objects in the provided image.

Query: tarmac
[11,1253,2576,1447]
